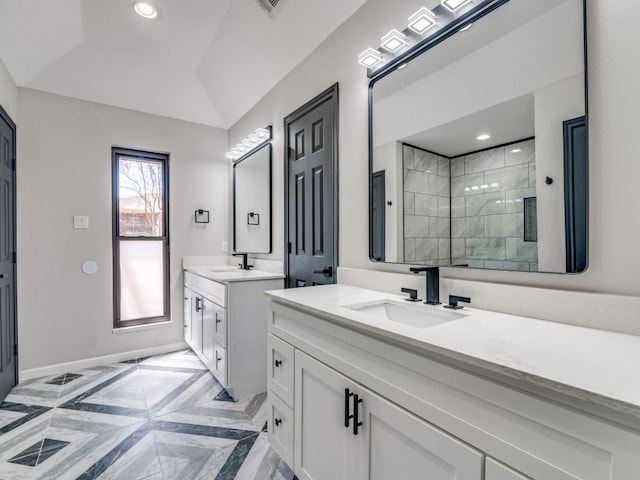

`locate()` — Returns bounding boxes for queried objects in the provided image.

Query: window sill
[112,320,172,335]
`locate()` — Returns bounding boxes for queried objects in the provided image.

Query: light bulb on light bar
[225,152,235,160]
[242,139,253,149]
[358,48,383,68]
[441,0,471,12]
[380,29,407,53]
[248,134,261,145]
[408,7,437,35]
[254,128,270,140]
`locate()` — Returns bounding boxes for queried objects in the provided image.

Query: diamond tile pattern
[0,350,297,480]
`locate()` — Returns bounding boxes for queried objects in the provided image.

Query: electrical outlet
[222,241,228,252]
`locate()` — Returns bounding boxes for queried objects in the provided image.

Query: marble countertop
[185,265,285,283]
[265,284,640,424]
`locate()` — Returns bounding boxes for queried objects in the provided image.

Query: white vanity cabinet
[266,295,640,480]
[293,349,483,480]
[184,269,283,399]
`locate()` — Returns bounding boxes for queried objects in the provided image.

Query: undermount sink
[345,300,465,328]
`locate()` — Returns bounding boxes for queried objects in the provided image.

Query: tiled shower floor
[0,350,296,480]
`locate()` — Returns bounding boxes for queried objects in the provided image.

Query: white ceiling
[0,0,367,128]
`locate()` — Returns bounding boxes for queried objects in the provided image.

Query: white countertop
[185,265,285,283]
[265,284,640,423]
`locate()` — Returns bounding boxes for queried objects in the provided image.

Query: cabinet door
[183,288,192,345]
[486,459,531,480]
[191,295,203,354]
[294,351,359,480]
[201,297,216,369]
[359,385,484,480]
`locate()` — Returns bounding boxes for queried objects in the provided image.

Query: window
[112,147,169,328]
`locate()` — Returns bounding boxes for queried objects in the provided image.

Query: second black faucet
[409,266,440,305]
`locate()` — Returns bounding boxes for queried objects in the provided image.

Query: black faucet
[444,295,471,309]
[401,287,420,302]
[232,253,253,270]
[409,266,440,305]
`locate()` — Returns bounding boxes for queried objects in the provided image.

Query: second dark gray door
[286,85,338,288]
[0,105,16,402]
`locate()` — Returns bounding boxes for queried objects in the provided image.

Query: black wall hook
[545,176,554,185]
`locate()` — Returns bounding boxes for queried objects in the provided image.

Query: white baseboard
[19,342,189,382]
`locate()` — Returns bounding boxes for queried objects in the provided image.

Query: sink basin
[345,300,464,328]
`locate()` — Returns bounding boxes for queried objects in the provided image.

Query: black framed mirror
[233,143,272,253]
[368,0,587,273]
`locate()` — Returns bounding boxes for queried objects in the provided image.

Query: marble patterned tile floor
[0,350,296,480]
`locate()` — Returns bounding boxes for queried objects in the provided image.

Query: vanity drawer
[213,305,227,347]
[268,390,294,467]
[212,342,227,387]
[486,458,531,480]
[268,334,295,407]
[184,271,226,307]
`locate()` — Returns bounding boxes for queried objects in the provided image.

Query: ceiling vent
[255,0,287,17]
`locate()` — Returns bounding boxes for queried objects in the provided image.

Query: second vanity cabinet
[266,294,640,480]
[184,269,283,399]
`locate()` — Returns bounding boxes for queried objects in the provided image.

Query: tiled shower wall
[403,145,451,265]
[450,139,538,271]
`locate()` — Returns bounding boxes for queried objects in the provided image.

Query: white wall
[229,0,640,329]
[535,75,585,272]
[0,56,17,121]
[17,88,228,371]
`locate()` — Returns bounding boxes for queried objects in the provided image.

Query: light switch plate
[222,241,229,252]
[73,215,89,229]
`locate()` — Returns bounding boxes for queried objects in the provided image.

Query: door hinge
[288,242,292,254]
[12,252,16,264]
[11,158,16,171]
[13,344,17,356]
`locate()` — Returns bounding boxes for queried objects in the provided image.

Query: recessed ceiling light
[397,63,408,70]
[381,30,407,53]
[441,0,471,12]
[358,48,383,68]
[476,134,491,140]
[459,23,473,32]
[510,148,522,153]
[408,7,437,35]
[133,2,158,19]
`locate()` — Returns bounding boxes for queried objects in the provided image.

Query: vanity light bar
[357,0,481,71]
[408,7,437,35]
[380,29,407,53]
[225,126,272,161]
[358,48,383,68]
[441,0,471,12]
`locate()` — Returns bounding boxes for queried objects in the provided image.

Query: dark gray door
[563,116,587,273]
[371,170,385,262]
[0,105,16,401]
[285,85,338,288]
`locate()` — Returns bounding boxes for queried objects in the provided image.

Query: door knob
[313,266,333,277]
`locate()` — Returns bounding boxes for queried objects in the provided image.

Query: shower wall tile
[465,191,506,217]
[416,238,439,261]
[404,170,430,194]
[439,238,451,259]
[484,213,524,238]
[451,173,483,197]
[484,260,532,271]
[404,192,415,214]
[451,197,465,218]
[505,139,535,166]
[451,218,466,238]
[451,157,465,177]
[429,174,450,197]
[404,215,430,238]
[429,217,450,238]
[464,148,505,174]
[506,238,538,262]
[505,187,536,213]
[466,238,506,260]
[415,194,437,216]
[403,145,415,170]
[404,238,416,262]
[484,166,529,191]
[466,216,484,238]
[452,238,466,259]
[438,158,450,177]
[529,165,537,188]
[414,150,440,173]
[438,197,450,218]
